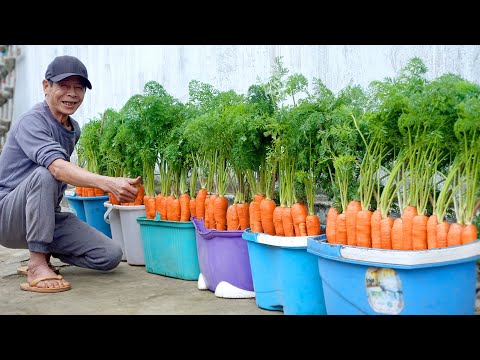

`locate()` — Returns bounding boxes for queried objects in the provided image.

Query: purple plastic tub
[192,217,255,298]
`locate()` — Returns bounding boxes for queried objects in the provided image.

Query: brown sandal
[16,264,60,276]
[20,275,71,293]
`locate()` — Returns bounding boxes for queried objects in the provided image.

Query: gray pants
[0,167,122,270]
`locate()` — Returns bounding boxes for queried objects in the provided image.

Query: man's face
[43,75,86,118]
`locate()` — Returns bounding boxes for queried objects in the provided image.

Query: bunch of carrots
[107,184,145,206]
[249,194,321,237]
[326,200,478,250]
[75,187,105,197]
[135,187,323,235]
[141,191,192,222]
[102,176,324,234]
[200,192,249,231]
[187,190,322,236]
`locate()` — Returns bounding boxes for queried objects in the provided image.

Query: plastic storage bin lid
[307,234,480,268]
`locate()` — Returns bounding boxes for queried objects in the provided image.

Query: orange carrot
[236,202,250,230]
[254,193,266,203]
[86,187,95,197]
[159,195,167,221]
[253,194,264,233]
[461,223,478,244]
[195,188,207,220]
[412,214,428,250]
[144,195,156,220]
[391,218,403,250]
[260,198,277,236]
[299,222,307,236]
[94,187,105,196]
[171,196,181,221]
[208,194,219,229]
[335,212,347,245]
[306,214,321,236]
[370,209,382,248]
[436,221,450,248]
[326,207,338,244]
[402,206,418,250]
[76,187,84,197]
[346,200,362,246]
[291,202,308,236]
[214,195,228,231]
[189,198,197,219]
[249,200,256,231]
[204,195,211,227]
[154,194,162,220]
[356,209,372,247]
[281,206,295,237]
[380,216,394,249]
[447,223,463,247]
[272,205,285,236]
[133,184,145,205]
[108,192,120,205]
[165,195,175,221]
[226,204,240,230]
[179,192,191,222]
[426,214,438,249]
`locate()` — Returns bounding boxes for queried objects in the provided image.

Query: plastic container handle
[104,205,113,224]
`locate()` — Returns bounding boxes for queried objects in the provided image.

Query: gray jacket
[0,100,80,203]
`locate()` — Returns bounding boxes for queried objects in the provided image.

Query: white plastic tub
[104,202,126,261]
[104,203,145,265]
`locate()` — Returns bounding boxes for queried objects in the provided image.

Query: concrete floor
[0,246,281,315]
[3,245,478,315]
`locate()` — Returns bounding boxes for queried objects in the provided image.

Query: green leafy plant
[99,108,125,177]
[76,116,105,175]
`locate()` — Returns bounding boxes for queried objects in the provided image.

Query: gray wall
[12,45,480,129]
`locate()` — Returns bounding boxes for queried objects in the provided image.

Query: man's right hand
[108,176,142,203]
[48,159,143,203]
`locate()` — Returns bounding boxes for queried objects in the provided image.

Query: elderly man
[0,55,142,293]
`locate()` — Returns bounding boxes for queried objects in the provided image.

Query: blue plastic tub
[307,235,480,315]
[137,217,200,280]
[65,195,111,237]
[242,229,327,315]
[64,195,86,221]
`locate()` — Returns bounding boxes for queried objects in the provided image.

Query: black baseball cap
[45,55,92,90]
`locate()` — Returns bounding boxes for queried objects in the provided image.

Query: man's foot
[24,263,70,291]
[17,264,60,276]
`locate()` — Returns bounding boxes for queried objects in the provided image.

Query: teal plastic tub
[137,217,200,280]
[242,228,327,315]
[307,235,480,315]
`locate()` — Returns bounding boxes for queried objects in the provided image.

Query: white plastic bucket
[104,202,126,261]
[115,204,146,266]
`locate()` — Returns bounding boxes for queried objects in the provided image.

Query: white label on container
[365,267,404,314]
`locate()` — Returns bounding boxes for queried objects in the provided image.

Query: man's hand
[108,176,142,203]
